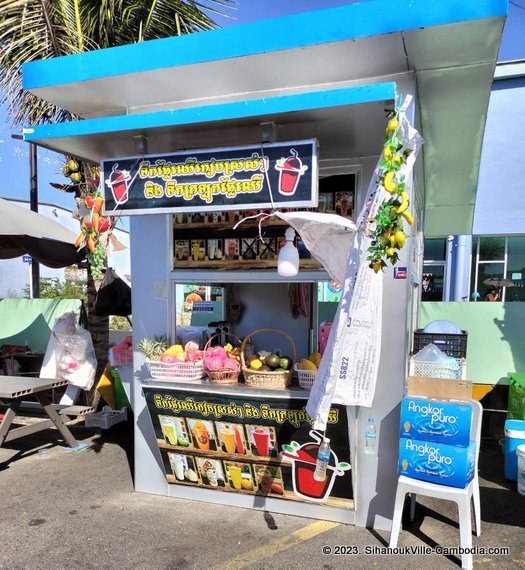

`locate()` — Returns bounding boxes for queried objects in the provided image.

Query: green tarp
[0,298,85,352]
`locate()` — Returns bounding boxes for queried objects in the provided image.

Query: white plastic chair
[389,400,482,570]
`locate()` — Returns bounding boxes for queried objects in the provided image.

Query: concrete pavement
[0,421,523,569]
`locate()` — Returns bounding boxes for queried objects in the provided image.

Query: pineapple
[138,335,169,361]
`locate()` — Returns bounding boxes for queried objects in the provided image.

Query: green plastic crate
[507,373,525,420]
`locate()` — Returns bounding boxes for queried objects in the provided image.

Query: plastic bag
[40,312,97,390]
[93,268,131,317]
[412,342,449,363]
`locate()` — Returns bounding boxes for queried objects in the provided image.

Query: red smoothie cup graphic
[275,149,308,196]
[282,432,351,502]
[106,164,131,206]
[252,428,270,456]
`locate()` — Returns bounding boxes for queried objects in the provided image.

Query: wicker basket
[111,347,133,366]
[203,333,242,385]
[294,364,316,390]
[147,359,206,381]
[240,328,296,390]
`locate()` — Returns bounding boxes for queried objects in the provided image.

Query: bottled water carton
[398,438,475,488]
[400,397,472,447]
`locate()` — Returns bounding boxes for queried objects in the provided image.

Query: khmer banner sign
[143,387,353,509]
[102,140,318,215]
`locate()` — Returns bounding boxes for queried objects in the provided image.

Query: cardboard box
[407,376,472,401]
[398,438,475,488]
[400,397,472,446]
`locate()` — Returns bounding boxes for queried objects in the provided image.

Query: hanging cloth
[305,95,424,429]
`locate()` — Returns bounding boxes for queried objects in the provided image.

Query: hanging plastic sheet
[40,312,97,391]
[306,96,424,429]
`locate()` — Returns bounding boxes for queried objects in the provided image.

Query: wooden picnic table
[0,376,92,449]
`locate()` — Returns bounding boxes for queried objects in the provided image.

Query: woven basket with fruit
[203,334,242,385]
[240,328,296,390]
[295,351,321,390]
[139,335,205,381]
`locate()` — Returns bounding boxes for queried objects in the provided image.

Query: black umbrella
[0,198,85,268]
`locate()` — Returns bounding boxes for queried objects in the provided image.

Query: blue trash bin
[504,419,525,480]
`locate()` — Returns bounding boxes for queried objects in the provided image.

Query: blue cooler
[504,419,525,480]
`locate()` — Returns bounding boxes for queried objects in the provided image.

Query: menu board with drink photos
[144,387,353,509]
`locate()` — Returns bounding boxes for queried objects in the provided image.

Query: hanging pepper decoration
[367,108,415,273]
[74,186,111,279]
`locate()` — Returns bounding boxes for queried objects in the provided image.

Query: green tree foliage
[23,277,87,300]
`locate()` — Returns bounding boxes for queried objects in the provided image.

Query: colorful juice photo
[224,462,255,492]
[187,418,216,451]
[216,422,247,455]
[196,457,225,488]
[253,465,284,496]
[246,425,276,457]
[221,428,236,454]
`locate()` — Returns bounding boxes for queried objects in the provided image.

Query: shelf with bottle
[172,209,290,230]
[173,235,323,271]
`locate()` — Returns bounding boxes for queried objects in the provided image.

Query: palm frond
[0,0,237,129]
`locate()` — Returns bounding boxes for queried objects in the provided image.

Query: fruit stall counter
[141,378,355,523]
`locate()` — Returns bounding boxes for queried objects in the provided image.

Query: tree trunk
[86,269,109,408]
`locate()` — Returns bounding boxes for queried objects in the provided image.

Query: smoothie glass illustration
[257,468,274,494]
[160,416,177,446]
[105,164,131,206]
[227,240,236,260]
[282,430,351,503]
[275,149,308,196]
[221,428,236,454]
[169,453,185,481]
[227,465,243,490]
[192,420,210,451]
[176,242,185,261]
[252,428,270,456]
[203,460,218,487]
[192,242,201,262]
[208,240,217,261]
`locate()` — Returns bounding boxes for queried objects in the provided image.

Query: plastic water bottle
[313,437,331,481]
[364,418,377,455]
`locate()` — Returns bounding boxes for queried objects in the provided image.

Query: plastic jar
[517,444,525,496]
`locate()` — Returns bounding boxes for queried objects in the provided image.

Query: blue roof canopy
[22,0,507,235]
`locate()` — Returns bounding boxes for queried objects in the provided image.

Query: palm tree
[0,0,235,398]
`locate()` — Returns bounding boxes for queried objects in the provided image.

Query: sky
[0,0,524,213]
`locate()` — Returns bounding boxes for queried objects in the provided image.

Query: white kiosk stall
[22,0,506,529]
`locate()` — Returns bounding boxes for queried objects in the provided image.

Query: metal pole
[29,142,40,298]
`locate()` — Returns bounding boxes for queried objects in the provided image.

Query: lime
[278,356,292,370]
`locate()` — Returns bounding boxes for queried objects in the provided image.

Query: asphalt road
[0,422,523,570]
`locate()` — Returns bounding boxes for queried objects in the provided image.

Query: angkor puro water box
[400,397,472,447]
[398,438,476,488]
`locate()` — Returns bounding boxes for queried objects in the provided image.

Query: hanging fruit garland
[65,159,111,280]
[74,191,111,279]
[367,109,415,273]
